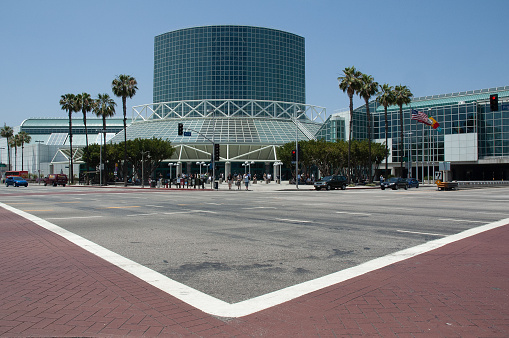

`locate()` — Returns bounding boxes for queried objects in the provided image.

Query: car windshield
[320,176,332,181]
[12,177,23,180]
[388,177,399,182]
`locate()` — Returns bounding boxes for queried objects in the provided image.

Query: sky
[1,0,508,128]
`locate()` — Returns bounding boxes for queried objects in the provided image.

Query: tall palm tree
[77,92,94,148]
[9,134,22,170]
[394,85,413,176]
[358,73,379,183]
[18,131,31,171]
[93,93,116,184]
[1,124,14,170]
[377,84,396,175]
[112,74,138,186]
[338,66,362,183]
[60,93,78,184]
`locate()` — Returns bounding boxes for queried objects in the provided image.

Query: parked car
[5,176,28,187]
[43,174,68,187]
[406,178,420,188]
[314,175,348,190]
[380,177,408,190]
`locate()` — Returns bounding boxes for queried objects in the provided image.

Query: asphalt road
[2,185,508,303]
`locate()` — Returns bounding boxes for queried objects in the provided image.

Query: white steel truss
[132,99,326,123]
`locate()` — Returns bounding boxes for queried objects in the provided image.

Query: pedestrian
[380,175,384,183]
[236,175,242,190]
[244,173,249,190]
[227,173,233,190]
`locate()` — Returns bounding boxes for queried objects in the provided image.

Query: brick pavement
[0,205,508,337]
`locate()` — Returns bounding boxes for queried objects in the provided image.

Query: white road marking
[336,211,371,216]
[438,218,485,223]
[164,210,217,215]
[243,206,277,209]
[1,201,507,318]
[126,213,160,217]
[275,218,311,223]
[397,230,447,237]
[46,215,103,220]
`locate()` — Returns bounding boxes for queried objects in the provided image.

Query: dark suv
[314,175,348,190]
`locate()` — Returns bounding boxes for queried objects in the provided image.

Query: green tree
[112,74,138,186]
[394,85,413,175]
[76,92,94,148]
[1,124,14,170]
[377,84,395,175]
[93,93,116,184]
[60,93,78,184]
[17,131,31,171]
[358,73,379,183]
[338,66,362,183]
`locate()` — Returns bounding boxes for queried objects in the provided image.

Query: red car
[43,174,68,187]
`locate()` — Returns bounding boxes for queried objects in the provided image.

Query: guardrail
[456,181,509,188]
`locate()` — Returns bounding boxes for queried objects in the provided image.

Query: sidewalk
[1,206,508,336]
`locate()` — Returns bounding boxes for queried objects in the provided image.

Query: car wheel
[14,183,18,187]
[416,185,419,188]
[326,185,331,191]
[381,187,385,190]
[404,185,408,190]
[394,185,398,190]
[63,184,66,187]
[5,183,8,187]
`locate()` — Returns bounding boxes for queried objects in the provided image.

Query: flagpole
[422,122,424,183]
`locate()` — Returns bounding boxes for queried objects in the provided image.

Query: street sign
[184,131,191,136]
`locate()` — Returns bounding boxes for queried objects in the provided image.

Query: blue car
[5,176,28,187]
[406,178,420,188]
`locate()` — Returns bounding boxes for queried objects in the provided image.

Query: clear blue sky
[1,0,508,128]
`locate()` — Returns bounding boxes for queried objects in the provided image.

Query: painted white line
[146,205,165,208]
[243,206,277,209]
[336,211,371,216]
[126,213,160,217]
[275,218,311,223]
[163,210,217,215]
[397,230,447,237]
[46,215,104,220]
[1,201,507,318]
[438,218,486,223]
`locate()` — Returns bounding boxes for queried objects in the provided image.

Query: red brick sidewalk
[0,206,508,337]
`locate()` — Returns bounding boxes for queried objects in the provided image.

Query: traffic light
[490,94,499,112]
[298,147,303,159]
[178,123,184,135]
[214,143,220,161]
[291,149,297,161]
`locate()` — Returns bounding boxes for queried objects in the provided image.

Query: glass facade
[320,87,509,180]
[154,26,305,104]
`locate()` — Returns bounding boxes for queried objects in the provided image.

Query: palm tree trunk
[84,114,88,148]
[21,144,24,170]
[348,95,354,184]
[365,99,372,183]
[399,106,404,176]
[384,107,388,175]
[69,111,74,184]
[7,137,11,171]
[123,96,128,186]
[103,116,107,185]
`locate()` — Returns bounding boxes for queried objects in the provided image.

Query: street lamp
[196,161,206,177]
[141,151,150,188]
[274,161,283,184]
[405,132,412,178]
[99,129,107,186]
[295,109,304,189]
[35,141,44,184]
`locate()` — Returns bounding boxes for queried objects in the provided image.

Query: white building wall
[444,133,478,162]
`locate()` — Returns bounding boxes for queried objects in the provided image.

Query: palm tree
[60,93,78,184]
[377,84,396,175]
[394,85,413,176]
[93,93,116,184]
[112,74,138,186]
[76,92,94,148]
[9,136,20,170]
[18,131,31,171]
[1,124,14,170]
[338,66,362,183]
[358,73,379,183]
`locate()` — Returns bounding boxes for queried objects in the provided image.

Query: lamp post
[274,161,283,184]
[295,109,304,189]
[35,141,44,184]
[243,161,254,176]
[99,129,107,186]
[141,151,150,188]
[405,132,412,178]
[168,162,177,188]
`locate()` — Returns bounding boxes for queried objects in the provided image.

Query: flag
[429,116,441,131]
[411,109,432,126]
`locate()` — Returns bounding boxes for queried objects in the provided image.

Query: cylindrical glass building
[153,25,305,103]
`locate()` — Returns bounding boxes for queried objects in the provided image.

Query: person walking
[227,173,233,190]
[243,173,249,190]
